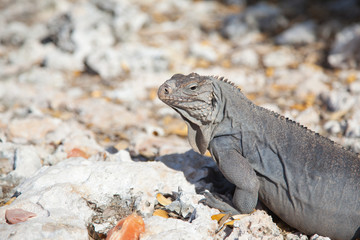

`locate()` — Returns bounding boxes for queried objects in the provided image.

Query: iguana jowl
[158,73,360,240]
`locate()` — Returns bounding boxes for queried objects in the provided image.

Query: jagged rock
[0,153,203,239]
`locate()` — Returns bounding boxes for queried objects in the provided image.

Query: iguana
[158,73,360,240]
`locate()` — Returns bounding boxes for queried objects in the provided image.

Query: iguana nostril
[164,88,169,94]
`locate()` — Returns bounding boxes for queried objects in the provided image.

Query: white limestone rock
[0,154,199,239]
[224,210,283,240]
[263,48,297,68]
[231,48,260,68]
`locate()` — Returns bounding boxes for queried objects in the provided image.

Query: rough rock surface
[0,0,359,239]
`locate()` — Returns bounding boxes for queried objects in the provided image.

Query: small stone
[320,90,356,112]
[309,234,331,240]
[231,48,259,68]
[295,107,320,130]
[190,42,218,63]
[276,21,316,45]
[228,210,283,239]
[263,48,297,68]
[324,120,343,135]
[11,145,42,179]
[328,24,360,69]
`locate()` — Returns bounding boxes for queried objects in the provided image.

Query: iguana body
[158,73,360,240]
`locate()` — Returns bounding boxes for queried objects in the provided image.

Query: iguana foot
[199,190,240,215]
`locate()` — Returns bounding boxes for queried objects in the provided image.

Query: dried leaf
[204,150,211,157]
[156,193,172,206]
[211,213,227,222]
[5,208,37,224]
[153,209,169,218]
[106,213,145,240]
[224,219,236,226]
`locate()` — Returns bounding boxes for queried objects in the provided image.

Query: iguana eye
[189,84,197,90]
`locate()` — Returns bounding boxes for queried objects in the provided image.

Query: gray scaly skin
[158,73,360,240]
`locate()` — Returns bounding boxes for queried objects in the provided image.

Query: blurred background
[0,0,360,190]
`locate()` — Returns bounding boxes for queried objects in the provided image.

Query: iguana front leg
[207,135,260,214]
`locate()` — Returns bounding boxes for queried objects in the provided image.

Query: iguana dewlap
[158,73,360,240]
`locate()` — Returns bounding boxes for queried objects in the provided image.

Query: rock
[295,107,320,130]
[0,154,201,239]
[18,67,65,87]
[328,24,360,69]
[7,40,46,69]
[344,111,360,138]
[190,42,218,63]
[0,142,42,180]
[324,120,343,135]
[42,13,75,53]
[43,44,84,72]
[8,117,62,144]
[309,234,331,240]
[349,80,360,94]
[263,48,297,68]
[142,205,218,240]
[275,21,316,45]
[224,210,282,240]
[320,90,356,112]
[72,98,136,131]
[222,2,287,39]
[0,21,29,46]
[244,2,288,33]
[11,145,42,179]
[285,232,308,240]
[111,1,149,42]
[85,47,124,80]
[271,64,329,99]
[231,48,259,68]
[85,44,169,79]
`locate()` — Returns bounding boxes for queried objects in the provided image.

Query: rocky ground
[0,0,359,239]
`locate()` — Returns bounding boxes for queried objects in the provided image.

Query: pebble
[263,48,297,68]
[328,24,360,69]
[320,90,356,112]
[275,21,317,45]
[231,48,259,68]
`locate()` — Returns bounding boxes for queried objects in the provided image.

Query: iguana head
[158,72,218,125]
[158,72,223,154]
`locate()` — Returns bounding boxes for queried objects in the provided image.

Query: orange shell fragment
[66,148,90,159]
[5,208,37,224]
[106,213,145,240]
